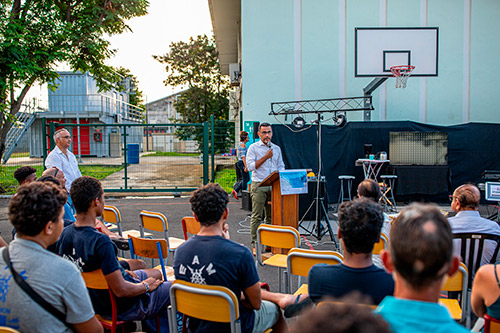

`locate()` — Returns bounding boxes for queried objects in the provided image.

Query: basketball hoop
[390,65,415,89]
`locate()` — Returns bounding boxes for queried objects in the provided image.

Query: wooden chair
[0,327,21,333]
[139,210,185,260]
[440,262,469,325]
[167,280,241,333]
[372,233,389,255]
[103,205,152,239]
[256,224,300,292]
[127,236,175,280]
[485,314,500,333]
[81,269,136,333]
[181,216,200,240]
[286,248,343,294]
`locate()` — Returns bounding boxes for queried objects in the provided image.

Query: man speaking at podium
[246,123,285,253]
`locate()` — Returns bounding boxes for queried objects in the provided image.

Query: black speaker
[299,179,327,221]
[253,122,260,139]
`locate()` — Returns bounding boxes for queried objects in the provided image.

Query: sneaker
[232,190,239,200]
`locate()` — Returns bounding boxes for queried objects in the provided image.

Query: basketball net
[390,65,415,89]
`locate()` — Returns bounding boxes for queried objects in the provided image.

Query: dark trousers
[233,160,249,194]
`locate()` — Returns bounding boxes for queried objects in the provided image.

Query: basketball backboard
[355,27,438,77]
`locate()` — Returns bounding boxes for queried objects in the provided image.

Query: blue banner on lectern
[279,169,308,195]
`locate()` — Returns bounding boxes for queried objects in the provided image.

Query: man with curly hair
[174,183,295,332]
[57,176,171,332]
[13,165,37,185]
[0,182,102,332]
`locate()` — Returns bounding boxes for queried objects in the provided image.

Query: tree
[115,66,146,115]
[154,34,233,152]
[0,0,148,160]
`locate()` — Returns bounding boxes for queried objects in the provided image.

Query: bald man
[448,184,500,266]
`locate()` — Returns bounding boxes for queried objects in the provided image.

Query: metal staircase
[2,100,39,164]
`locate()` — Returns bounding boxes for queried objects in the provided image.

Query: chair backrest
[257,224,300,249]
[140,210,168,238]
[0,327,21,333]
[168,280,241,333]
[182,216,200,240]
[128,236,169,278]
[81,269,120,328]
[287,248,343,293]
[103,205,123,235]
[453,233,500,288]
[372,233,389,255]
[485,314,500,333]
[441,262,468,322]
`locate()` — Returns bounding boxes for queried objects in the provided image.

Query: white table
[355,159,390,182]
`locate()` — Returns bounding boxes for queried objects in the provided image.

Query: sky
[106,0,213,103]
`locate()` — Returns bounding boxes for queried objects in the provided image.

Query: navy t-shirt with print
[174,235,259,333]
[56,224,138,315]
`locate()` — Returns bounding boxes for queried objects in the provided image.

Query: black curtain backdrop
[271,121,500,203]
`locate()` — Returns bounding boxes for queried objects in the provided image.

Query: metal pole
[123,125,128,189]
[203,122,209,184]
[210,114,215,182]
[42,118,48,169]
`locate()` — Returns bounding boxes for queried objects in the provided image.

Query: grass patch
[142,151,199,157]
[214,168,236,193]
[0,165,123,195]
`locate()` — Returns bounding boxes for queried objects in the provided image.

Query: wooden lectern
[259,171,299,229]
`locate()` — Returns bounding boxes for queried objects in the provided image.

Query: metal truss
[270,96,373,115]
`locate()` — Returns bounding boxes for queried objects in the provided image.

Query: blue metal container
[126,144,139,164]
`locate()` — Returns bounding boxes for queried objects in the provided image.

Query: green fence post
[203,122,209,184]
[123,125,128,189]
[210,115,215,182]
[42,118,48,168]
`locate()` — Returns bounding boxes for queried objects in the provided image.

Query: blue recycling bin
[126,144,139,164]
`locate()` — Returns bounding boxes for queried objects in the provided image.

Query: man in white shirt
[45,128,82,191]
[246,123,285,250]
[448,183,500,266]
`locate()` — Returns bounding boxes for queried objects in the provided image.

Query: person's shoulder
[310,263,337,275]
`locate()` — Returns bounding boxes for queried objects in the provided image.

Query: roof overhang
[208,0,240,75]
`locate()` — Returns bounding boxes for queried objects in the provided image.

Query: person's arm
[275,147,285,171]
[0,235,8,248]
[471,266,489,317]
[254,150,273,170]
[241,282,262,310]
[104,270,163,298]
[73,316,103,333]
[241,156,248,172]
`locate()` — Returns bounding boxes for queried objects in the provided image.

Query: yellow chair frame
[139,210,185,258]
[181,216,200,240]
[440,262,469,325]
[167,280,241,333]
[127,236,175,280]
[256,224,300,292]
[372,233,389,255]
[103,205,152,239]
[286,248,343,294]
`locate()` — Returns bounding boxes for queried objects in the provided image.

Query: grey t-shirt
[0,238,95,332]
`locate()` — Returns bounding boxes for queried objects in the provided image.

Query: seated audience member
[357,179,391,237]
[0,182,102,332]
[56,176,170,331]
[38,175,75,226]
[308,198,394,304]
[471,262,500,319]
[174,183,299,333]
[13,165,37,185]
[290,294,390,333]
[376,203,469,333]
[448,184,500,266]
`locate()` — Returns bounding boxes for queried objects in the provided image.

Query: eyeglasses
[54,167,59,177]
[60,135,71,139]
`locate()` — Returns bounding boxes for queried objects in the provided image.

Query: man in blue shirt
[376,203,469,333]
[174,183,290,333]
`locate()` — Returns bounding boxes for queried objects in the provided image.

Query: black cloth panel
[271,121,500,203]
